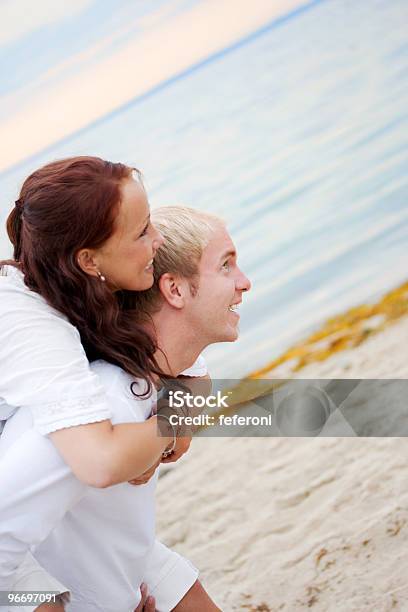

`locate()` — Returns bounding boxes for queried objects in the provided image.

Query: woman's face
[86,177,164,291]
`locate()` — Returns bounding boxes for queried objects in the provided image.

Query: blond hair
[127,205,223,315]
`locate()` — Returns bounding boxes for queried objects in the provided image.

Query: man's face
[186,224,251,345]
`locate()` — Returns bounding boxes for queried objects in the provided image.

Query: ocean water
[1,0,407,378]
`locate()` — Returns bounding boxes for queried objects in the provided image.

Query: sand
[156,316,408,611]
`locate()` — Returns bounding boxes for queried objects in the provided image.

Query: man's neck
[150,308,206,377]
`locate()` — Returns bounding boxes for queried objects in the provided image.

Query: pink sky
[0,0,308,173]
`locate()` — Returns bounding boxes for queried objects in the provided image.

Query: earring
[97,271,106,282]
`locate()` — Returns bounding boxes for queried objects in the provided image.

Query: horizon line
[0,0,327,180]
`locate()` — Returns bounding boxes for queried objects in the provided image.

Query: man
[0,206,250,611]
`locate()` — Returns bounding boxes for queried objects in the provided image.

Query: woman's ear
[76,248,100,278]
[158,272,186,309]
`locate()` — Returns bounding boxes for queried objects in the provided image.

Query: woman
[1,156,182,483]
[0,157,218,610]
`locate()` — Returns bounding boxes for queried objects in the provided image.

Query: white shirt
[0,266,110,434]
[35,362,158,611]
[0,359,205,611]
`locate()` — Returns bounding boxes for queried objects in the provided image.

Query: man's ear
[158,272,188,309]
[76,248,100,278]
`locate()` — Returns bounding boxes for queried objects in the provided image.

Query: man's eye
[222,260,230,270]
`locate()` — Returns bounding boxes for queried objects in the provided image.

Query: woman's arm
[0,408,170,588]
[49,372,211,486]
[0,279,171,486]
[0,274,205,487]
[50,417,172,488]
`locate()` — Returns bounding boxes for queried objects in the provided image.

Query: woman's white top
[0,266,206,434]
[0,266,110,433]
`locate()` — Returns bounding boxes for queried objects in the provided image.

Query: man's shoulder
[90,360,125,381]
[90,361,145,395]
[90,361,154,418]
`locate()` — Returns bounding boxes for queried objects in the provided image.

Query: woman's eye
[139,223,149,238]
[222,260,230,271]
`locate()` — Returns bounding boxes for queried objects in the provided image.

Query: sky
[0,0,309,173]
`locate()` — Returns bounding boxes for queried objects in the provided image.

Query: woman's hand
[155,373,209,465]
[160,435,192,463]
[128,437,192,475]
[128,458,161,485]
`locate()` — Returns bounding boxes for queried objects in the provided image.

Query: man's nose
[236,267,251,293]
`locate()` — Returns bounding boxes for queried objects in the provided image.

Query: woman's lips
[144,258,154,272]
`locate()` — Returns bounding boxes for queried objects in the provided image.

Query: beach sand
[156,315,408,611]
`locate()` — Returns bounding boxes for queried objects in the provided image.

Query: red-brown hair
[2,156,161,392]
